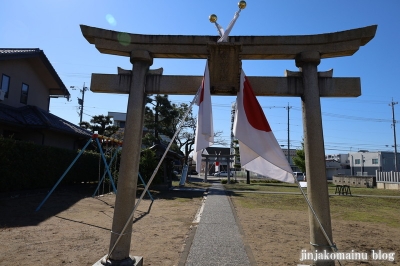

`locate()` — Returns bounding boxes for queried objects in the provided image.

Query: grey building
[349,151,400,176]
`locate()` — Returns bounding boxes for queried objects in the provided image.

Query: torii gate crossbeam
[82,24,377,266]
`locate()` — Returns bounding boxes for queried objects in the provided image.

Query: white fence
[376,170,400,183]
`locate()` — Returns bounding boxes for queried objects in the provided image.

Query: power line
[209,104,398,123]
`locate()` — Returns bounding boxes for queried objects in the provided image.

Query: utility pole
[389,98,398,172]
[285,103,292,165]
[70,82,88,125]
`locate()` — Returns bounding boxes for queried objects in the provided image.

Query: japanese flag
[233,70,294,183]
[193,62,214,173]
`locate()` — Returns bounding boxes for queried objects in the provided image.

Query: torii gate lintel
[90,69,360,97]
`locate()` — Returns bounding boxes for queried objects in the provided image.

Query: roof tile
[0,104,91,137]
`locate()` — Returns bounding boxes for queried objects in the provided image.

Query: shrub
[221,179,238,184]
[0,136,170,192]
[139,149,163,185]
[0,137,104,192]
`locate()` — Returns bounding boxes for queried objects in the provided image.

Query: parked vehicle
[213,171,233,177]
[293,172,305,181]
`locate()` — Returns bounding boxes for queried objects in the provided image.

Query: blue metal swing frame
[35,135,154,211]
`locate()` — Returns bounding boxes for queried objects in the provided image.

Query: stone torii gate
[81,24,377,265]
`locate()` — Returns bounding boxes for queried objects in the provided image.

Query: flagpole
[209,1,247,41]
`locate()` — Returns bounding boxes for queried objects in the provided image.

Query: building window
[1,74,10,98]
[355,159,360,165]
[372,159,378,165]
[20,83,29,104]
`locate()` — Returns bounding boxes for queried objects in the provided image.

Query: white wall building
[349,151,400,176]
[108,112,126,128]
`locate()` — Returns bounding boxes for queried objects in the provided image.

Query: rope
[208,161,215,174]
[106,89,200,260]
[310,242,338,249]
[294,178,343,266]
[110,230,129,236]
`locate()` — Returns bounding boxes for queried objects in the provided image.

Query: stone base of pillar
[93,255,143,266]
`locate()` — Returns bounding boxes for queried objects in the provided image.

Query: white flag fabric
[193,62,214,173]
[233,70,294,183]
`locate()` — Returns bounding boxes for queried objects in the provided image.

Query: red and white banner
[193,62,214,173]
[233,70,294,183]
[215,161,220,172]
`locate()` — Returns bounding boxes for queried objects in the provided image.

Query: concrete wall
[0,59,50,110]
[333,175,375,188]
[377,183,400,190]
[376,171,400,190]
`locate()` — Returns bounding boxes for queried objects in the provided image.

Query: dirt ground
[0,184,399,266]
[0,185,204,266]
[231,199,400,265]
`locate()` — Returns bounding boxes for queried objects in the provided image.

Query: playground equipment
[35,134,118,211]
[35,134,153,211]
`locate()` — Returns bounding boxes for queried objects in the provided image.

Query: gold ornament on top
[209,14,218,23]
[238,1,246,9]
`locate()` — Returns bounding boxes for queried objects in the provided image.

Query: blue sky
[2,0,399,154]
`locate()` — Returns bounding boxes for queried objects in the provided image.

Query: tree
[144,95,180,146]
[139,149,163,184]
[149,99,229,165]
[232,139,241,169]
[174,103,196,164]
[143,95,228,166]
[184,130,227,167]
[80,115,119,137]
[293,141,306,173]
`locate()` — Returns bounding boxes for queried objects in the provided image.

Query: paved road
[185,182,252,266]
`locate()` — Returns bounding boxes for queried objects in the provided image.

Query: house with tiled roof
[0,48,91,150]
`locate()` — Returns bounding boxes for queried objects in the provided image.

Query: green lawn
[224,180,400,196]
[225,181,400,228]
[171,180,211,189]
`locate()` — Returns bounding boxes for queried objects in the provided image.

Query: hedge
[0,137,173,193]
[0,137,111,192]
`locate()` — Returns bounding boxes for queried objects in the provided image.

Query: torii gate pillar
[106,50,152,265]
[296,51,333,266]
